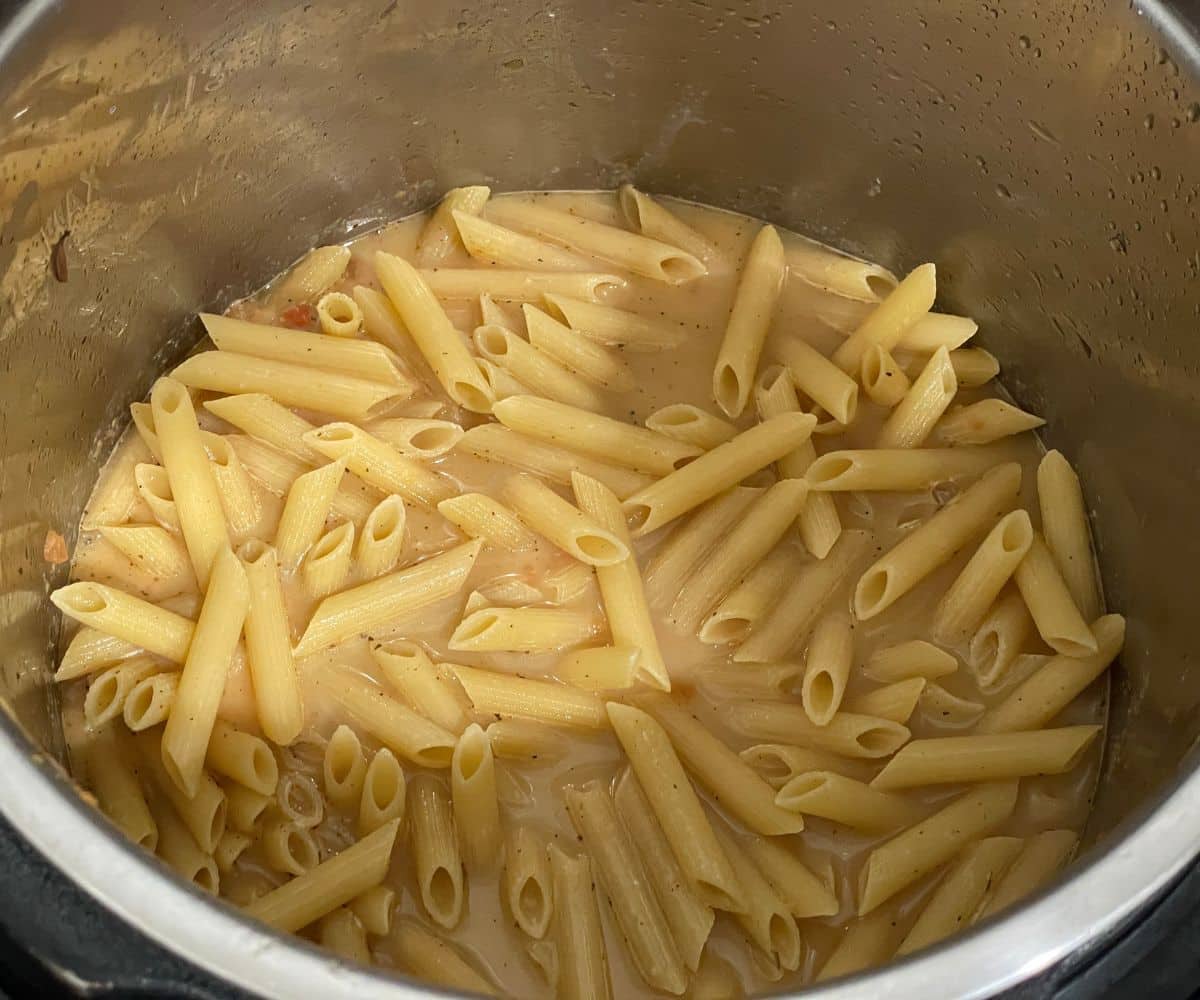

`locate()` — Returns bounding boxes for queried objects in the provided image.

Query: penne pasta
[421,268,625,303]
[88,725,158,851]
[557,645,639,691]
[449,605,599,653]
[806,447,1004,493]
[931,509,1035,645]
[224,784,271,833]
[606,702,746,912]
[785,238,897,301]
[831,263,937,373]
[542,292,684,351]
[624,412,817,536]
[149,795,220,895]
[415,185,492,265]
[200,313,409,387]
[978,614,1125,733]
[98,525,194,591]
[726,701,910,758]
[231,435,376,524]
[937,399,1045,445]
[503,824,554,938]
[980,829,1078,918]
[735,528,872,663]
[865,640,957,682]
[134,732,226,854]
[304,422,453,510]
[699,544,802,646]
[969,590,1037,692]
[473,322,604,410]
[84,657,163,728]
[487,199,705,284]
[859,343,911,407]
[635,692,803,836]
[301,521,355,599]
[214,830,254,873]
[392,920,498,996]
[273,459,347,570]
[409,774,465,929]
[876,346,958,449]
[437,492,538,551]
[172,351,407,422]
[261,817,319,875]
[486,719,570,763]
[548,845,613,1000]
[712,224,786,416]
[459,423,653,500]
[618,185,717,263]
[742,836,838,919]
[801,611,854,726]
[1013,534,1098,656]
[373,641,473,734]
[275,245,350,303]
[355,495,407,579]
[842,677,927,724]
[695,661,801,704]
[775,771,924,832]
[316,291,362,338]
[318,907,370,964]
[816,907,903,983]
[776,335,859,426]
[645,403,736,451]
[449,664,607,729]
[857,781,1018,914]
[1038,450,1103,623]
[503,472,629,566]
[206,719,278,796]
[161,548,248,797]
[293,539,481,655]
[450,724,501,869]
[454,210,589,270]
[244,818,399,933]
[349,884,396,937]
[323,724,367,809]
[854,463,1022,620]
[358,748,407,836]
[203,393,321,463]
[522,303,634,389]
[51,581,194,663]
[368,418,463,459]
[56,626,142,682]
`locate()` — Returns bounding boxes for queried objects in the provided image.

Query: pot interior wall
[0,0,1197,850]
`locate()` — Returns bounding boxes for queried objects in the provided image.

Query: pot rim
[1,702,1196,999]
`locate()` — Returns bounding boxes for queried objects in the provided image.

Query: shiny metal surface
[0,0,1197,996]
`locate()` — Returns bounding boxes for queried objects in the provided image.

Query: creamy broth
[61,190,1108,997]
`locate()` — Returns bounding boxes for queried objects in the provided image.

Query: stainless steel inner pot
[0,1,1198,996]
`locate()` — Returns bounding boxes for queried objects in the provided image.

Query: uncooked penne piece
[842,678,927,725]
[805,447,1002,492]
[937,399,1045,445]
[206,719,278,796]
[244,818,399,933]
[312,665,457,768]
[1038,450,1103,623]
[865,640,957,682]
[301,521,355,599]
[161,547,248,797]
[358,748,407,836]
[713,224,786,416]
[392,919,498,996]
[323,724,367,810]
[355,495,406,579]
[449,605,599,653]
[876,346,957,449]
[474,322,604,411]
[644,487,760,606]
[374,251,494,412]
[172,351,407,422]
[699,544,801,646]
[565,782,687,994]
[898,836,1024,956]
[151,377,230,590]
[409,774,465,929]
[1014,534,1097,656]
[123,672,180,731]
[726,702,909,759]
[775,772,923,832]
[51,582,194,663]
[373,641,473,734]
[542,292,684,351]
[670,479,810,632]
[831,263,937,373]
[488,199,705,284]
[449,664,607,729]
[454,210,589,270]
[504,473,629,566]
[606,703,745,912]
[548,845,613,1000]
[561,475,665,689]
[871,726,1101,790]
[854,463,1021,620]
[237,541,303,746]
[437,492,538,551]
[618,185,718,263]
[859,343,911,407]
[857,781,1018,914]
[523,304,634,390]
[201,313,408,387]
[459,424,653,500]
[735,529,871,663]
[315,291,362,338]
[503,824,554,938]
[776,335,859,426]
[742,836,838,919]
[969,590,1036,692]
[979,829,1078,918]
[304,422,453,510]
[421,268,626,303]
[635,692,803,836]
[293,539,481,655]
[931,510,1034,645]
[978,614,1125,733]
[274,245,350,303]
[624,412,817,536]
[415,185,491,265]
[494,395,699,477]
[801,611,854,726]
[450,724,501,869]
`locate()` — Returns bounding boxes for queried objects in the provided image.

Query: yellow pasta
[409,774,465,929]
[415,185,491,265]
[831,262,937,373]
[865,639,957,682]
[392,920,498,996]
[859,343,911,407]
[449,605,599,653]
[473,322,604,410]
[969,589,1037,692]
[450,724,500,869]
[454,209,589,270]
[421,268,625,303]
[557,645,640,691]
[372,641,473,734]
[316,291,362,338]
[542,292,684,350]
[437,492,538,551]
[876,345,958,449]
[980,829,1078,918]
[937,399,1045,445]
[775,771,924,832]
[304,422,453,510]
[322,724,367,810]
[1014,533,1098,656]
[699,544,802,646]
[1037,449,1103,622]
[206,719,278,796]
[548,845,613,1000]
[449,663,607,729]
[503,823,554,938]
[842,677,927,725]
[618,185,717,263]
[355,494,407,579]
[726,701,910,758]
[358,748,407,836]
[503,473,629,566]
[742,836,838,919]
[776,335,859,426]
[301,521,355,599]
[523,303,634,390]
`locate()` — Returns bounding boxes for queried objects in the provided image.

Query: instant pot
[1,0,1199,997]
